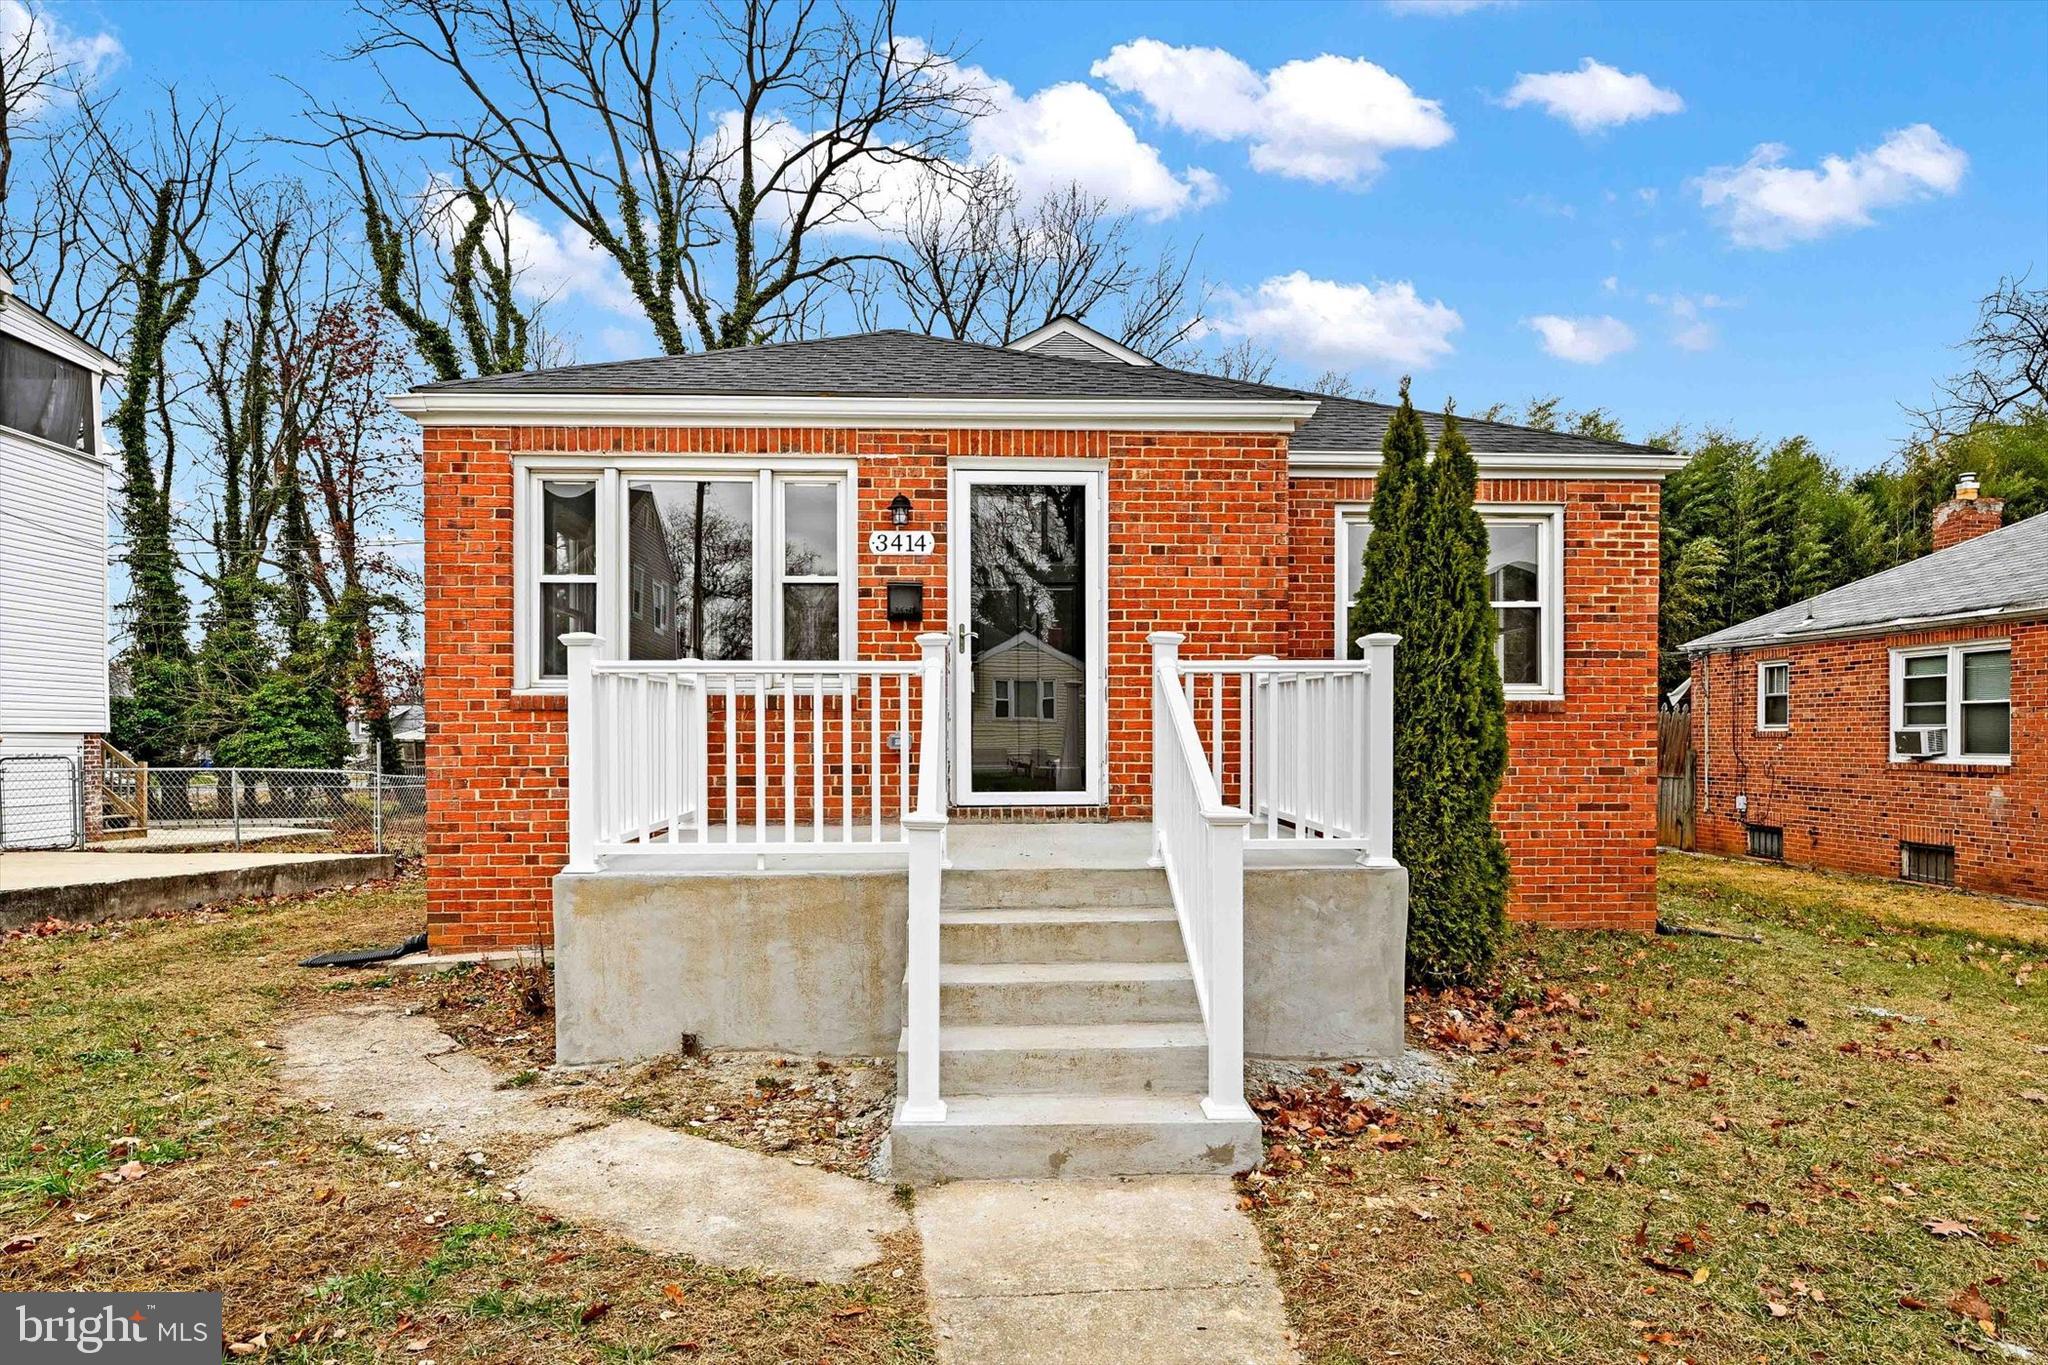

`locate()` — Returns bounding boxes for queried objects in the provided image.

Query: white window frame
[992,679,1011,719]
[1333,502,1566,701]
[1889,641,2011,765]
[1756,661,1790,731]
[513,456,858,692]
[772,476,848,661]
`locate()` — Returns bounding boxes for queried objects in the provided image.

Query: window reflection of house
[970,632,1085,790]
[626,486,685,659]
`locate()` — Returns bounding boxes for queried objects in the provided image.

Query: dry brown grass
[1247,853,2048,1365]
[1661,849,2048,948]
[0,878,933,1362]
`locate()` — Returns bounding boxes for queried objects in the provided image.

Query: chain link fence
[0,755,83,850]
[141,765,426,855]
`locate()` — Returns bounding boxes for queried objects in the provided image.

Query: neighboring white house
[0,270,117,850]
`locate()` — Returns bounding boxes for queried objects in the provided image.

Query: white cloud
[969,75,1221,219]
[1645,291,1736,352]
[1525,313,1636,364]
[1502,58,1683,134]
[423,176,642,319]
[1601,275,1619,293]
[0,0,122,117]
[1092,39,1452,189]
[1211,271,1462,369]
[1696,123,1967,249]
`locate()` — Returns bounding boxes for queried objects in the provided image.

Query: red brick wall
[1285,477,1662,931]
[423,424,1289,950]
[1689,621,2046,900]
[1932,497,2005,551]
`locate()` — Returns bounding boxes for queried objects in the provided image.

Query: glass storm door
[951,469,1104,805]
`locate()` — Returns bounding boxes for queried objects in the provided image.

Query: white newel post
[563,632,603,874]
[1360,633,1399,867]
[1146,632,1184,868]
[1202,802,1254,1121]
[900,631,951,1124]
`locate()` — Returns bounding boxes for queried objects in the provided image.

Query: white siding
[0,429,110,732]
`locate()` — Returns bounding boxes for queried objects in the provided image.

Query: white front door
[948,464,1108,806]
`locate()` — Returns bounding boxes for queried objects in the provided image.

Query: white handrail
[900,631,950,1124]
[1148,632,1254,1123]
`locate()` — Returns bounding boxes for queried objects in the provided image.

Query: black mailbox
[886,581,924,623]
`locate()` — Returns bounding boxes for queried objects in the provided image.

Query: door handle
[956,622,975,654]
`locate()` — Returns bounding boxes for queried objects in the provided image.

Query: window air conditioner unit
[1894,727,1947,758]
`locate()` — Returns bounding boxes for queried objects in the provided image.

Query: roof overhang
[0,292,120,373]
[1683,603,2048,653]
[388,390,1321,432]
[1288,446,1689,481]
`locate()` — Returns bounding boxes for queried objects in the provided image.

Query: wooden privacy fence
[1656,710,1696,850]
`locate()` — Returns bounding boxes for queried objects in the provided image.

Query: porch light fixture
[889,493,914,527]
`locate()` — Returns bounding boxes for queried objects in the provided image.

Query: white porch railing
[1149,631,1398,1122]
[1173,635,1397,865]
[563,633,949,870]
[562,630,951,1124]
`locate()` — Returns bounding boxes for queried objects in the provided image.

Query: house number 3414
[868,529,934,555]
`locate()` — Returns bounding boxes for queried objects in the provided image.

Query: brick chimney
[1932,473,2005,551]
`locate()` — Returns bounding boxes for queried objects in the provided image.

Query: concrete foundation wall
[1243,864,1408,1059]
[554,869,909,1064]
[555,860,1408,1065]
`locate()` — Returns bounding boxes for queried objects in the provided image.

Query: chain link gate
[0,755,83,850]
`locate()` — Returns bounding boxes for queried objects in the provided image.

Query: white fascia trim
[1684,604,2048,653]
[0,295,120,373]
[1290,447,1688,481]
[390,390,1318,432]
[1008,316,1156,366]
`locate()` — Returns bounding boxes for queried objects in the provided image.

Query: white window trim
[1756,661,1790,732]
[513,455,858,693]
[1888,641,2011,765]
[1333,501,1566,701]
[993,679,1011,719]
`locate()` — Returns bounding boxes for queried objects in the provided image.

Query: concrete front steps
[890,868,1263,1183]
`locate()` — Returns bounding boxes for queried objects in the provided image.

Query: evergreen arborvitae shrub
[1406,411,1511,985]
[1347,390,1512,988]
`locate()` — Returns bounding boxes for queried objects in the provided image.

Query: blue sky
[65,0,2048,468]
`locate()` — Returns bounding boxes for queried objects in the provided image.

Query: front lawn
[1248,852,2047,1363]
[0,879,929,1362]
[2,854,2041,1363]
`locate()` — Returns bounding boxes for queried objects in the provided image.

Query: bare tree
[319,0,982,352]
[1199,338,1278,386]
[877,166,1201,354]
[1909,273,2048,439]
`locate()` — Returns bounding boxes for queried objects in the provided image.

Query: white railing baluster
[564,633,601,873]
[876,671,884,843]
[812,675,825,843]
[754,673,767,847]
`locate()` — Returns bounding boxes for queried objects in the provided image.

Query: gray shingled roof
[1685,511,2048,651]
[414,328,1667,459]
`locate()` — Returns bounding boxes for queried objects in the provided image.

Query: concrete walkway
[915,1177,1299,1364]
[0,850,395,929]
[282,1006,1296,1355]
[280,1007,908,1285]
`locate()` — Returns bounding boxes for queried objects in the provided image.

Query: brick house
[395,319,1679,1180]
[1684,483,2043,900]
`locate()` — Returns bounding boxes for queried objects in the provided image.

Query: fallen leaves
[577,1301,611,1326]
[1924,1218,1979,1239]
[1949,1282,2002,1336]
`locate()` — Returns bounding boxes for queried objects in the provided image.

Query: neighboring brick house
[1684,486,2044,900]
[397,319,1680,953]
